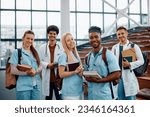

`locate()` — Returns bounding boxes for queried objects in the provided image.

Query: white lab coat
[39,42,63,96]
[111,40,144,96]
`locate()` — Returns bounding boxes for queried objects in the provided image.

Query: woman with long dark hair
[9,30,42,100]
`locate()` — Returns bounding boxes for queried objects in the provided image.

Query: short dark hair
[88,26,101,34]
[117,26,127,32]
[47,25,59,34]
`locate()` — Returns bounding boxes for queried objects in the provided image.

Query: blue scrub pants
[16,85,41,100]
[118,78,136,100]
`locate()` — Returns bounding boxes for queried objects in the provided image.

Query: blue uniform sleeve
[58,52,67,66]
[106,50,120,73]
[9,49,18,65]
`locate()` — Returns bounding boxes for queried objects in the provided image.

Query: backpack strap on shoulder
[102,47,115,99]
[102,47,108,66]
[85,54,88,65]
[84,51,92,68]
[129,41,134,48]
[17,48,22,64]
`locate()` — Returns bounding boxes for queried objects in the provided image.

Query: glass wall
[0,0,61,69]
[0,0,149,69]
[70,0,148,44]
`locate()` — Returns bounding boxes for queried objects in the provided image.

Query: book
[122,56,133,69]
[83,71,102,79]
[67,62,80,71]
[122,48,137,62]
[17,64,32,72]
[123,56,132,62]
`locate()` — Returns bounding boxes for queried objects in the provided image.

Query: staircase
[77,26,150,100]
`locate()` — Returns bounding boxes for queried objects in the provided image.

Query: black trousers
[45,82,61,100]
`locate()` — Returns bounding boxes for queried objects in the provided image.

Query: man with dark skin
[84,26,121,100]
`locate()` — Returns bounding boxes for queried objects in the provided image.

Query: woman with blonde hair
[58,32,83,100]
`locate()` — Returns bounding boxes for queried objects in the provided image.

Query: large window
[77,13,89,45]
[48,12,61,38]
[1,0,15,9]
[1,11,15,39]
[130,0,140,13]
[104,0,116,12]
[77,0,89,11]
[0,0,60,69]
[32,12,47,39]
[16,11,31,39]
[16,0,31,9]
[91,14,103,31]
[0,0,149,69]
[91,0,102,12]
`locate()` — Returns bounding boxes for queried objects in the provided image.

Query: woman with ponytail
[58,32,83,100]
[9,30,42,100]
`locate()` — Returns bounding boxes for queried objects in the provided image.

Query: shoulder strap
[17,48,22,64]
[15,48,22,81]
[102,48,108,67]
[102,47,114,99]
[84,51,92,68]
[85,54,88,65]
[102,48,110,73]
[129,42,134,48]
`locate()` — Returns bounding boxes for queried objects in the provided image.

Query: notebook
[17,64,32,72]
[67,62,80,71]
[123,56,132,62]
[83,71,102,79]
[122,48,137,62]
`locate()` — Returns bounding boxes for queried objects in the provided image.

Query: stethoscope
[44,43,60,57]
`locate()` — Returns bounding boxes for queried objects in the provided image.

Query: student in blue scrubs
[58,32,83,100]
[112,26,144,100]
[84,26,121,100]
[9,30,42,100]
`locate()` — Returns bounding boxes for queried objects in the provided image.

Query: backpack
[85,48,119,99]
[131,43,149,77]
[5,49,22,90]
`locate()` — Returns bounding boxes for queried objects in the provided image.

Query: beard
[90,41,100,48]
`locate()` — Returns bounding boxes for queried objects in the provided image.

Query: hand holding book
[83,71,102,79]
[68,62,80,71]
[17,64,32,72]
[83,71,102,83]
[74,65,83,75]
[122,56,131,69]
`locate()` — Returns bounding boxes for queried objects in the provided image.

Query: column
[60,0,70,37]
[148,0,150,25]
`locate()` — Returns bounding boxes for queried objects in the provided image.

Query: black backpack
[131,43,149,77]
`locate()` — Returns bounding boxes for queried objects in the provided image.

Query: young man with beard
[112,26,144,100]
[84,26,121,100]
[39,25,63,100]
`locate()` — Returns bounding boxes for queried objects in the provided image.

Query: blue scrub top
[58,52,83,97]
[84,47,120,100]
[9,48,41,91]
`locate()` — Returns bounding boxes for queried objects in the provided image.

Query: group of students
[9,25,144,100]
